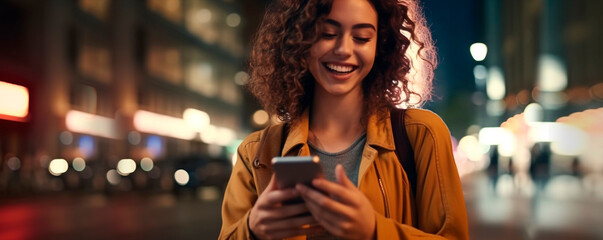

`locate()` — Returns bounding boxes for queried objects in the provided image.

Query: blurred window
[184,1,219,44]
[147,46,183,85]
[185,62,216,97]
[69,84,113,117]
[219,72,241,105]
[78,44,112,84]
[138,88,182,119]
[183,1,243,56]
[148,0,183,24]
[78,0,111,21]
[96,89,113,117]
[70,84,97,113]
[218,28,243,57]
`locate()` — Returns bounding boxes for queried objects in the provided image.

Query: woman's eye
[322,33,337,39]
[355,37,370,43]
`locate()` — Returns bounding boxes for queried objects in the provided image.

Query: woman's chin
[320,87,362,98]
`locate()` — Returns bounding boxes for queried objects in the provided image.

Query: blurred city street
[1,172,602,240]
[1,0,602,239]
[0,189,224,240]
[464,172,603,240]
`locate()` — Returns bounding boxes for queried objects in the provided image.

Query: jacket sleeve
[375,111,469,240]
[218,136,260,240]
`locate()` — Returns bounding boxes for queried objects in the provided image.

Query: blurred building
[481,0,603,120]
[502,0,601,116]
[451,0,603,179]
[0,0,265,195]
[458,0,603,178]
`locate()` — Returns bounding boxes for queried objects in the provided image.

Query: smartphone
[271,156,323,189]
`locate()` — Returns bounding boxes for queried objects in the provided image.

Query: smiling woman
[307,0,377,101]
[246,0,436,124]
[220,0,468,239]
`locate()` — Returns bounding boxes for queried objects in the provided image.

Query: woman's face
[306,0,378,98]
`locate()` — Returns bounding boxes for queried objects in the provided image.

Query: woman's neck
[309,88,366,152]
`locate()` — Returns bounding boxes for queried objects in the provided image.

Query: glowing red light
[0,81,29,122]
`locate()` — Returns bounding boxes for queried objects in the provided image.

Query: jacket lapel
[358,110,397,183]
[282,109,311,157]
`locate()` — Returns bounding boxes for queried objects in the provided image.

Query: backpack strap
[390,108,417,197]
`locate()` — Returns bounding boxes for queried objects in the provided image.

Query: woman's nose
[333,36,353,57]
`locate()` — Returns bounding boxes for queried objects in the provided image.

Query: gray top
[308,133,366,186]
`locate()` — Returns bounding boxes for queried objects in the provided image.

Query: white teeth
[326,63,354,73]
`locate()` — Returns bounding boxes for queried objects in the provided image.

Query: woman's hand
[248,175,323,239]
[296,164,376,240]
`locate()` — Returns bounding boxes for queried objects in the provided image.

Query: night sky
[422,0,483,103]
[421,0,484,137]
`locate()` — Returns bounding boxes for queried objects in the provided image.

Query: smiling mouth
[323,63,358,74]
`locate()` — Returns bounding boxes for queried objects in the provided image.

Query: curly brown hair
[247,0,436,122]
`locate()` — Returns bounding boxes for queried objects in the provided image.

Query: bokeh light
[72,157,86,172]
[127,131,141,145]
[0,81,29,120]
[174,169,190,186]
[7,157,21,171]
[234,71,249,85]
[196,8,212,23]
[140,157,154,172]
[486,67,505,100]
[226,13,241,27]
[537,54,567,92]
[470,43,488,61]
[117,159,136,176]
[252,110,269,126]
[106,169,121,185]
[59,131,74,145]
[49,159,69,176]
[183,108,210,132]
[473,65,487,88]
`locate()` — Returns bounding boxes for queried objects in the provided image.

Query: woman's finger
[334,164,356,188]
[265,174,278,191]
[263,215,318,232]
[310,178,356,205]
[259,188,301,207]
[300,195,349,236]
[296,184,350,222]
[267,225,326,240]
[256,175,302,208]
[263,202,310,220]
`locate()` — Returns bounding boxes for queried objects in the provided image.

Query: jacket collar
[281,109,310,156]
[281,108,396,156]
[366,109,396,151]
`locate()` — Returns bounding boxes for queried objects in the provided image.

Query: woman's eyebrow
[325,19,376,31]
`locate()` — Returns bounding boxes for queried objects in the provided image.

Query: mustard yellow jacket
[219,109,469,239]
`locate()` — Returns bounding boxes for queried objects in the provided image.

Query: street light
[470,43,489,89]
[470,43,488,61]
